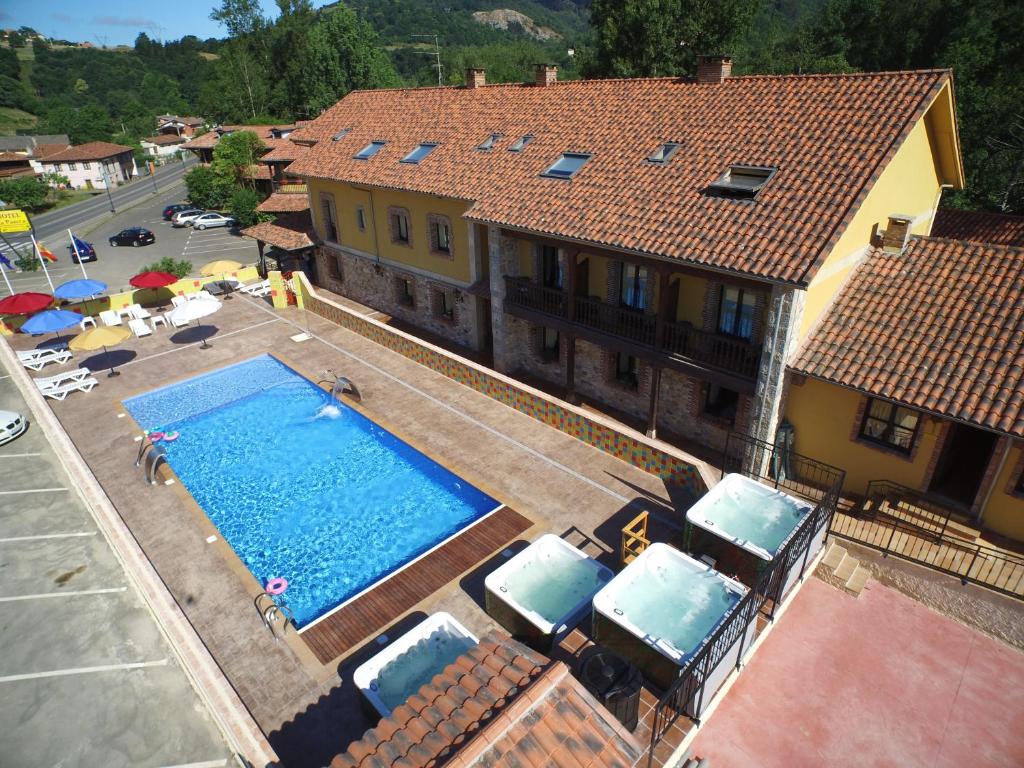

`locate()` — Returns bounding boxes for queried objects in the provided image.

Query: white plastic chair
[170,295,188,308]
[79,316,97,330]
[165,311,189,328]
[99,310,122,326]
[151,315,167,330]
[129,318,153,338]
[127,304,152,320]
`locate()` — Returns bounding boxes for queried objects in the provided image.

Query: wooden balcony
[504,276,761,388]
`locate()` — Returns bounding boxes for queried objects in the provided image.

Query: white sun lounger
[164,311,189,328]
[99,310,122,326]
[239,279,271,297]
[18,348,73,371]
[170,295,188,308]
[129,318,153,338]
[36,376,99,400]
[34,367,91,390]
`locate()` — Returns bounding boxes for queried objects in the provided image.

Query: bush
[228,188,266,228]
[184,165,233,210]
[0,176,49,210]
[141,256,192,278]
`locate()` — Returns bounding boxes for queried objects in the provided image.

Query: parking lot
[5,186,260,295]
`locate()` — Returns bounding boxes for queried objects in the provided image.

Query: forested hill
[332,0,590,46]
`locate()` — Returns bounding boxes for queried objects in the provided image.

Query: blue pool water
[123,355,499,628]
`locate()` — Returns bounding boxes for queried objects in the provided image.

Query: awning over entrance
[241,212,317,252]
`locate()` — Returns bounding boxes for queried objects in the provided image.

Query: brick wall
[314,246,478,350]
[294,272,712,497]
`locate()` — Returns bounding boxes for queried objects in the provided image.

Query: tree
[0,177,50,210]
[586,0,761,77]
[212,130,267,186]
[297,4,400,116]
[184,165,235,210]
[210,0,268,39]
[141,256,193,278]
[228,187,267,227]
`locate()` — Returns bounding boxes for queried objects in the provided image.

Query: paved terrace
[4,293,695,767]
[0,364,230,766]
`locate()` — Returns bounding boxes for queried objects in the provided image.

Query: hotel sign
[0,209,31,233]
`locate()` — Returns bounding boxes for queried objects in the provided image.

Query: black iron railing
[648,432,846,761]
[862,480,959,540]
[503,276,762,380]
[830,489,1024,600]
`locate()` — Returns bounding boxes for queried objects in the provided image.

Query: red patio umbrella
[129,271,179,289]
[0,292,53,315]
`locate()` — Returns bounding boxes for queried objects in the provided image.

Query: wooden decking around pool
[301,506,533,664]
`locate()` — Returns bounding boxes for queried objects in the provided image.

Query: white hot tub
[485,534,613,651]
[592,543,754,711]
[686,473,822,599]
[353,612,478,718]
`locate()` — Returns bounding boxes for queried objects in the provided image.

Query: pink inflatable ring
[148,431,165,443]
[266,577,288,596]
[162,431,180,442]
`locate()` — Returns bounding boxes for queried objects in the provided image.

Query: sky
[0,0,318,46]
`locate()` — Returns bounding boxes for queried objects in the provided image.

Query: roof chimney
[696,55,732,85]
[465,68,486,89]
[535,64,558,88]
[881,214,914,253]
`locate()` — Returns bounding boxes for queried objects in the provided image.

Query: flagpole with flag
[68,229,89,279]
[30,234,55,292]
[0,249,13,295]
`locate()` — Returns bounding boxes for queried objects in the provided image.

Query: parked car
[162,203,193,220]
[109,228,156,247]
[0,409,27,447]
[67,239,97,263]
[172,209,207,227]
[192,212,237,230]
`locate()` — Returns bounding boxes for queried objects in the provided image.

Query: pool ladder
[135,436,168,485]
[255,593,294,641]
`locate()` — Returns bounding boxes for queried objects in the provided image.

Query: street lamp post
[100,166,115,213]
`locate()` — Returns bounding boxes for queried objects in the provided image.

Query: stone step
[833,553,858,582]
[821,541,847,571]
[844,564,870,597]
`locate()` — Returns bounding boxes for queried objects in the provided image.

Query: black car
[109,228,156,247]
[163,203,193,220]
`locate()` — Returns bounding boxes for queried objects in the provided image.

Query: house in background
[785,213,1024,540]
[141,133,189,158]
[284,59,962,460]
[0,151,36,179]
[0,134,72,175]
[37,141,137,190]
[183,124,293,164]
[156,115,205,138]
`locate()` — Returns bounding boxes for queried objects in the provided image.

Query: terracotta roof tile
[332,630,643,768]
[931,208,1024,247]
[0,151,30,162]
[40,141,133,162]
[288,70,954,284]
[791,236,1024,436]
[30,142,70,158]
[241,212,317,251]
[261,138,310,162]
[143,134,188,146]
[255,191,309,213]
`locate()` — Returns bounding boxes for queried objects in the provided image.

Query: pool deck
[4,294,687,766]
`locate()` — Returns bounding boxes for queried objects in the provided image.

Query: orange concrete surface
[691,578,1024,768]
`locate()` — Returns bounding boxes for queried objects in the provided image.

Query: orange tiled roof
[257,191,309,213]
[287,70,955,285]
[261,139,309,163]
[332,630,643,768]
[186,125,278,151]
[31,142,70,158]
[41,141,133,162]
[244,164,272,180]
[0,151,30,162]
[931,208,1024,247]
[143,134,187,146]
[791,236,1024,436]
[241,211,316,251]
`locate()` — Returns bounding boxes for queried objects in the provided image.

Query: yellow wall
[784,376,943,496]
[983,442,1024,541]
[800,96,954,338]
[674,274,707,325]
[309,179,473,284]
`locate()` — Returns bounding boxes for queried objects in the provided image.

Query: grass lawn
[45,190,97,212]
[0,107,38,136]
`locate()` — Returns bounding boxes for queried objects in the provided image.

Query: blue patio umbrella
[21,308,83,345]
[54,279,108,301]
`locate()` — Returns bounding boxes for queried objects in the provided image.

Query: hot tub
[485,534,613,651]
[592,543,754,710]
[353,612,477,719]
[686,473,821,599]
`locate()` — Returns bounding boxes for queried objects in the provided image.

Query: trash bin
[578,646,643,731]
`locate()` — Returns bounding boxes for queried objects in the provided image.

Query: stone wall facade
[315,245,479,351]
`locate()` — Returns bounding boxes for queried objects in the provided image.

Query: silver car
[0,409,27,446]
[171,208,206,227]
[192,212,237,230]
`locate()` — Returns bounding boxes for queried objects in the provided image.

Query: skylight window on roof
[353,141,386,160]
[707,164,777,199]
[400,142,438,164]
[542,152,591,179]
[508,134,534,152]
[648,142,681,164]
[331,128,352,142]
[477,133,503,151]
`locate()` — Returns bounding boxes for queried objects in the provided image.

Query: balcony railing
[504,276,762,380]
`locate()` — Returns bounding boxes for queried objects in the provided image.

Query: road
[29,156,198,241]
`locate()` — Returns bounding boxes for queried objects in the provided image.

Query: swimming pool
[123,354,500,629]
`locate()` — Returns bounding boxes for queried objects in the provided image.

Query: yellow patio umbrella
[200,260,243,277]
[69,325,132,378]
